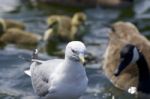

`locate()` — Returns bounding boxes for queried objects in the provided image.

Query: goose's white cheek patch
[130,47,139,64]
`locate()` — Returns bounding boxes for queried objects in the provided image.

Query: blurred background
[0,0,149,99]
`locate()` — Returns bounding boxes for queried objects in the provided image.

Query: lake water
[0,0,149,99]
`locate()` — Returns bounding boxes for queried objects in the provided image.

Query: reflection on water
[0,0,149,99]
[134,0,150,15]
[0,0,20,13]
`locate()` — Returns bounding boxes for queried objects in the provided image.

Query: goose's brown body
[103,21,150,91]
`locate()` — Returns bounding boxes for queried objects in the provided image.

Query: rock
[33,0,133,7]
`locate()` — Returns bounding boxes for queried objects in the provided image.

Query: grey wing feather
[30,59,63,96]
[32,59,45,64]
[31,64,49,96]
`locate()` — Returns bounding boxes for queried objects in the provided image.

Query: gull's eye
[71,49,77,54]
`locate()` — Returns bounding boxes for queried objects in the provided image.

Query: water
[0,0,149,99]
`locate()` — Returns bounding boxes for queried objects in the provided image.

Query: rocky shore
[33,0,133,7]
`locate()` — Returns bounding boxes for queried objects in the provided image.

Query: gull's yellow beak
[79,53,86,65]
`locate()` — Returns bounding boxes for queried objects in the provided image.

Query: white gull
[24,41,88,99]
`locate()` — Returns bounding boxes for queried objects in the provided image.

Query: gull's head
[65,41,86,65]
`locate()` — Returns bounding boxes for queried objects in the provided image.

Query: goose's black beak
[114,60,127,76]
[114,68,121,76]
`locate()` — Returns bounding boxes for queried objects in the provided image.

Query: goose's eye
[71,49,77,53]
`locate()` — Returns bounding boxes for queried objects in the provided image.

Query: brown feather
[103,21,150,91]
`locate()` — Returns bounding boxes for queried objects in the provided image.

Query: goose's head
[65,41,86,65]
[111,21,139,39]
[0,19,6,35]
[72,12,87,26]
[114,44,140,76]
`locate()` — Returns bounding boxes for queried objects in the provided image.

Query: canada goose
[24,41,88,99]
[114,44,150,95]
[47,12,87,40]
[0,27,53,46]
[0,18,25,33]
[103,21,150,95]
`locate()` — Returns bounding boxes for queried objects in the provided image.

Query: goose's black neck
[136,52,150,94]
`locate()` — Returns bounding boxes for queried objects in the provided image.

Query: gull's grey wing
[31,68,49,96]
[30,59,63,96]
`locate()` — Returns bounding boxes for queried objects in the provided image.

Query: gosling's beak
[79,53,86,66]
[47,24,53,29]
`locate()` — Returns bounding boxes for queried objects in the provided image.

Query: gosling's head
[65,41,86,65]
[72,12,87,26]
[43,20,58,41]
[47,16,58,28]
[0,18,6,34]
[114,44,140,76]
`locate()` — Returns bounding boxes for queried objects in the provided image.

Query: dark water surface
[0,0,149,99]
